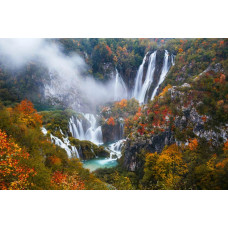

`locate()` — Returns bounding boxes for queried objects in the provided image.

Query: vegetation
[0,100,108,190]
[0,38,227,190]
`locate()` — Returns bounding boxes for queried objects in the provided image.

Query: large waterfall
[137,51,157,104]
[132,50,174,103]
[151,50,170,100]
[69,113,103,145]
[133,52,148,100]
[41,49,174,170]
[114,69,128,101]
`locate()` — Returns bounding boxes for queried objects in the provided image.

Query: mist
[0,39,121,111]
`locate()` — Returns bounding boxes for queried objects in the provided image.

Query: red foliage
[15,99,42,127]
[201,116,207,122]
[107,117,115,126]
[51,171,85,190]
[0,129,36,190]
[106,45,112,56]
[137,123,147,135]
[219,40,224,46]
[188,138,198,151]
[220,74,226,83]
[178,48,184,53]
[115,99,127,108]
[49,156,61,166]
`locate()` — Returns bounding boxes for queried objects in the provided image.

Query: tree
[15,99,42,127]
[0,129,36,190]
[188,138,198,151]
[142,144,187,189]
[51,171,85,190]
[107,117,115,126]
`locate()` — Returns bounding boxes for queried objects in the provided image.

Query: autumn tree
[107,117,115,126]
[51,171,85,190]
[141,144,187,189]
[0,129,36,190]
[15,99,42,127]
[188,138,198,151]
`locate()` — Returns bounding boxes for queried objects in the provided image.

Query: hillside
[0,38,227,190]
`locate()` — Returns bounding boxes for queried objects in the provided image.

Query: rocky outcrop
[123,130,175,171]
[102,122,124,144]
[122,66,228,171]
[70,138,110,160]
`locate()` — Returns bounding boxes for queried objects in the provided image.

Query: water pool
[83,158,118,172]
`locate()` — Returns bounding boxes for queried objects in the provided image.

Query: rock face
[118,67,138,94]
[123,130,175,171]
[122,65,228,172]
[102,122,124,144]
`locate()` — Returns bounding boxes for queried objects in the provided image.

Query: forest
[0,38,227,190]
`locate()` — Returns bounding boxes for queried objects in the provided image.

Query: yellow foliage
[159,84,172,97]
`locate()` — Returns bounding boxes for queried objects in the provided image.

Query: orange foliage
[137,123,147,135]
[223,140,228,153]
[113,55,118,63]
[214,78,220,83]
[115,99,127,108]
[107,117,115,126]
[51,171,85,190]
[219,40,224,46]
[144,144,187,189]
[178,48,184,53]
[133,108,142,121]
[159,84,172,97]
[106,45,112,56]
[188,138,198,151]
[16,99,42,127]
[220,74,226,83]
[201,116,207,122]
[49,156,61,166]
[0,129,36,190]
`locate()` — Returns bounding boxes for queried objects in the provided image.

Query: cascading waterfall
[108,139,125,159]
[151,50,170,100]
[132,50,174,103]
[69,113,103,145]
[137,51,157,104]
[114,69,128,101]
[41,127,80,158]
[133,52,148,100]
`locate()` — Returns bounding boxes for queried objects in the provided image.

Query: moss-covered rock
[69,137,109,160]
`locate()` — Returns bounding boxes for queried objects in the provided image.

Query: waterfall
[171,54,175,66]
[109,139,125,159]
[69,113,103,145]
[69,117,81,139]
[138,51,157,104]
[114,69,128,101]
[133,52,148,100]
[71,146,80,159]
[151,50,170,100]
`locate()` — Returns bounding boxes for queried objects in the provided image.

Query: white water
[108,139,125,159]
[114,69,128,101]
[171,54,175,66]
[133,53,148,100]
[83,139,125,171]
[151,50,170,100]
[137,51,157,104]
[69,113,103,145]
[41,127,80,158]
